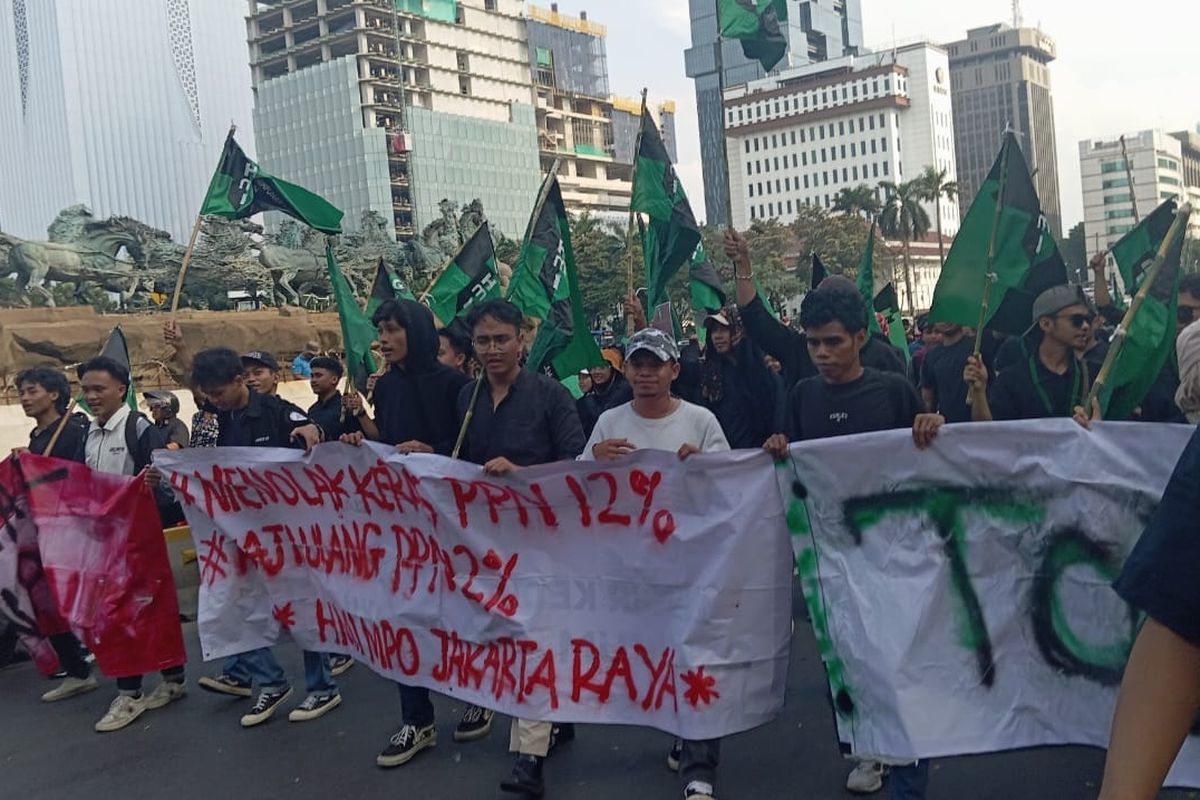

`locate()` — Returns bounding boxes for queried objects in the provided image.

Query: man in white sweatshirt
[581,327,729,800]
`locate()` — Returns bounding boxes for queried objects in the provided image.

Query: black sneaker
[500,755,544,796]
[376,723,437,768]
[287,691,342,722]
[667,737,682,771]
[198,673,253,698]
[239,686,292,727]
[454,704,495,742]
[548,722,575,755]
[329,655,354,677]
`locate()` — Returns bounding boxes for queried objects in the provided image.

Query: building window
[787,200,794,214]
[871,140,877,154]
[1103,193,1132,205]
[747,162,753,177]
[1100,161,1125,174]
[819,126,825,140]
[832,170,838,185]
[485,0,496,10]
[873,163,879,178]
[1101,177,1128,189]
[800,129,806,143]
[755,161,761,174]
[839,121,845,136]
[842,87,848,100]
[843,168,848,182]
[750,207,756,220]
[822,171,828,185]
[738,109,744,122]
[883,161,889,176]
[776,179,781,193]
[821,148,827,163]
[774,157,780,170]
[851,142,857,157]
[841,145,847,159]
[772,134,778,148]
[802,152,807,166]
[879,113,885,127]
[1158,157,1179,171]
[749,184,755,197]
[1105,209,1135,220]
[804,175,809,189]
[774,101,780,114]
[1107,224,1133,235]
[881,138,888,152]
[744,140,750,154]
[869,116,875,130]
[792,154,798,167]
[1162,176,1181,186]
[785,177,791,191]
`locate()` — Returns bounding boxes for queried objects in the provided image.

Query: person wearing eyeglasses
[455,298,586,798]
[963,285,1094,421]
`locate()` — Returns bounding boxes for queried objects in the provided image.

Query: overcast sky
[549,0,1198,233]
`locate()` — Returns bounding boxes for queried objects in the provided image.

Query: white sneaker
[144,680,187,710]
[846,760,885,793]
[95,693,148,733]
[41,675,99,702]
[683,780,716,800]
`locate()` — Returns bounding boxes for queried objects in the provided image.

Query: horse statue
[2,207,152,306]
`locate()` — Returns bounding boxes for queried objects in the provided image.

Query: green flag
[856,224,883,335]
[689,241,726,345]
[425,222,501,326]
[855,224,911,361]
[324,243,378,394]
[200,133,344,234]
[80,327,137,413]
[632,106,701,313]
[1098,204,1190,420]
[365,259,414,317]
[927,131,1066,335]
[810,252,828,289]
[514,176,605,379]
[1112,199,1179,293]
[717,0,789,72]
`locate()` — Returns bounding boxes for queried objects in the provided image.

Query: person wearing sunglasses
[963,285,1094,421]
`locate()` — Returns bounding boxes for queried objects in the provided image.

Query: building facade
[685,0,864,226]
[247,0,540,242]
[723,43,959,236]
[946,24,1062,238]
[0,0,255,242]
[1079,129,1200,289]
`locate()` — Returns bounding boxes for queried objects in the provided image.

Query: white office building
[1079,129,1200,257]
[723,42,959,235]
[0,0,255,242]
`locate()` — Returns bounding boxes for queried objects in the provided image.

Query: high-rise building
[1079,129,1200,282]
[247,0,541,242]
[946,24,1062,238]
[0,0,255,242]
[525,4,675,221]
[685,0,864,226]
[723,43,959,242]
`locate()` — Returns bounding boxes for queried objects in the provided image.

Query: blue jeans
[396,682,435,727]
[889,761,930,800]
[224,648,336,694]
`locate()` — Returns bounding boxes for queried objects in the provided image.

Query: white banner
[782,420,1200,787]
[155,444,793,740]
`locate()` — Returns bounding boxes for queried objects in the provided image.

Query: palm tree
[831,184,883,220]
[918,166,958,268]
[879,179,931,315]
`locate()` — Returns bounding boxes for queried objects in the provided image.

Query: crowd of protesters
[3,227,1198,800]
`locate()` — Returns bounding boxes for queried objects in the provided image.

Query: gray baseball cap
[626,328,680,362]
[1031,284,1090,322]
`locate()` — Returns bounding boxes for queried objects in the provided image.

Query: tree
[571,212,629,330]
[879,179,931,314]
[832,184,883,220]
[917,166,958,268]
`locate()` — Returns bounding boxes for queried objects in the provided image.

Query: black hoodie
[576,370,633,437]
[372,299,472,454]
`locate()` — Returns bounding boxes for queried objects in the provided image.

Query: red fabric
[0,457,61,674]
[13,453,185,677]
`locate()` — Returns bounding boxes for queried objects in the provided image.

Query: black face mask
[1179,306,1197,326]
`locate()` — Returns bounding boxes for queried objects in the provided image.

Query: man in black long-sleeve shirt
[727,231,907,390]
[455,299,585,797]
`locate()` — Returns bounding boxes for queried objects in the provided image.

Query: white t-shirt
[580,399,730,460]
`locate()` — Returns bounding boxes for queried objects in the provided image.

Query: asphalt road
[1,617,1195,800]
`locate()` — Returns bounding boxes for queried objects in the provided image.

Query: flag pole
[44,326,123,454]
[965,130,1013,406]
[624,88,649,335]
[170,123,237,314]
[451,373,484,460]
[1119,135,1140,225]
[1083,203,1192,413]
[715,15,735,231]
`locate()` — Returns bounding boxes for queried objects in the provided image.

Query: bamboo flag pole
[965,130,1014,406]
[451,372,485,460]
[624,88,649,335]
[1120,135,1141,225]
[1083,203,1192,413]
[170,122,237,314]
